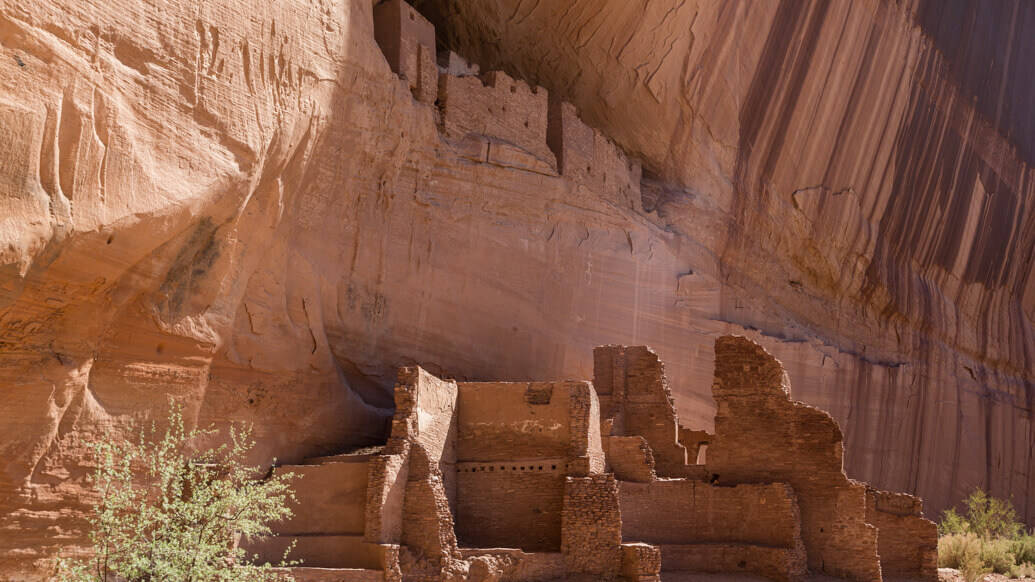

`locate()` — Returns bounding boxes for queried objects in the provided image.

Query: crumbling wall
[678,427,711,464]
[621,543,662,582]
[457,548,566,582]
[593,345,689,476]
[866,487,938,580]
[706,336,883,582]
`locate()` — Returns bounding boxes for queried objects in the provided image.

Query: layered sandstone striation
[0,0,1031,577]
[242,336,935,582]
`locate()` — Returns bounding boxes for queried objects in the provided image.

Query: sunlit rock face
[0,0,1031,577]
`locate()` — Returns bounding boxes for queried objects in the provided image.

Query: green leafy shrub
[938,488,1035,581]
[963,488,1024,540]
[939,507,969,536]
[54,401,297,582]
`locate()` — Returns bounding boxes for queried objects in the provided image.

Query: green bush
[963,488,1024,539]
[938,488,1035,581]
[54,401,297,582]
[939,507,969,536]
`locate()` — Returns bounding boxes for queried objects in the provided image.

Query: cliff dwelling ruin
[242,335,937,582]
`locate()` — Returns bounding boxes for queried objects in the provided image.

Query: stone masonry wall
[561,474,623,577]
[657,543,806,582]
[866,487,939,580]
[566,380,605,476]
[706,336,882,582]
[618,480,803,549]
[455,468,565,551]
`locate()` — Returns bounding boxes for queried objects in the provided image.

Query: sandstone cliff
[0,0,1031,577]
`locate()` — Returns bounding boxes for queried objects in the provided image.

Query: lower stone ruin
[241,335,937,582]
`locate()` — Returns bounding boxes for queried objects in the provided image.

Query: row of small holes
[460,465,558,473]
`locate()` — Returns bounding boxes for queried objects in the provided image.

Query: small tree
[939,488,1024,540]
[55,401,297,582]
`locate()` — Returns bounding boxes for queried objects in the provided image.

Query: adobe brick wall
[618,480,803,549]
[456,381,573,460]
[561,474,623,577]
[547,98,642,210]
[455,468,565,551]
[593,345,689,477]
[438,70,556,171]
[706,335,883,582]
[866,487,938,580]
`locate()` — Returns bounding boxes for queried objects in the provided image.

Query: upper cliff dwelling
[0,0,1033,580]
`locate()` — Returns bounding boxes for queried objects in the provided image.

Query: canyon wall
[0,0,1031,577]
